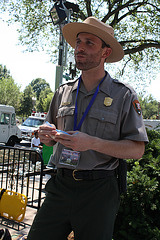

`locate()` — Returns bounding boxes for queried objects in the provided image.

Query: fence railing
[0,145,46,210]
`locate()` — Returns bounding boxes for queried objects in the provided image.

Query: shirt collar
[72,72,113,96]
[72,78,79,92]
[99,72,113,96]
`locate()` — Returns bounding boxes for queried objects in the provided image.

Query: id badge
[59,149,80,167]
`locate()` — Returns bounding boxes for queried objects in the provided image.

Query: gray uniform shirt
[47,72,148,170]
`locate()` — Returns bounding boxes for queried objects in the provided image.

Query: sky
[148,73,160,101]
[0,19,159,101]
[0,20,56,92]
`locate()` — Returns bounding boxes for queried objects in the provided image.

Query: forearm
[55,131,145,159]
[90,137,145,159]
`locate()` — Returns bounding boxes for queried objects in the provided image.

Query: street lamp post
[50,0,79,90]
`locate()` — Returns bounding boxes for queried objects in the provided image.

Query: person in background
[27,17,148,240]
[31,131,43,151]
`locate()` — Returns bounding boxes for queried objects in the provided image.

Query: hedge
[113,130,160,240]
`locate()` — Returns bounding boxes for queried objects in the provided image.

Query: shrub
[113,130,160,240]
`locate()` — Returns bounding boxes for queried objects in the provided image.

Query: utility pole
[55,26,66,90]
[50,0,79,91]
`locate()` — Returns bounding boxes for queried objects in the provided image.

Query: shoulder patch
[133,100,142,115]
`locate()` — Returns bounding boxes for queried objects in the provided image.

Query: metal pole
[54,1,71,91]
[55,65,63,90]
[58,26,64,66]
[55,25,64,90]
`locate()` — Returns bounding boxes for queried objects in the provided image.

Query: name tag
[59,149,80,167]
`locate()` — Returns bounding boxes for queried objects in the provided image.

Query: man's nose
[76,42,85,52]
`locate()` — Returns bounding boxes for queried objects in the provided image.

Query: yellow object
[104,97,113,107]
[0,188,27,222]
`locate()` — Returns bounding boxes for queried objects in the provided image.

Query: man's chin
[76,64,94,71]
[75,63,85,70]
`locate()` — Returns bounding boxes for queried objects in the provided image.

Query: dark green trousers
[27,172,120,240]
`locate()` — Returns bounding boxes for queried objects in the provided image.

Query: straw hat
[62,17,124,63]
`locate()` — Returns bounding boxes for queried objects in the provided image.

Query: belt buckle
[72,170,82,181]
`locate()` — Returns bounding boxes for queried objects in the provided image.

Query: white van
[19,112,47,141]
[0,105,22,146]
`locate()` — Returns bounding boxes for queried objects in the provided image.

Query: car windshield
[22,118,44,127]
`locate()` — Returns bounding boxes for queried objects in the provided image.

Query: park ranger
[27,17,148,240]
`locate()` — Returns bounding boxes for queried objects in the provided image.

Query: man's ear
[102,47,112,59]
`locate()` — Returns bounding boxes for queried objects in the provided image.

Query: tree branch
[123,42,160,55]
[101,0,154,27]
[95,1,107,14]
[121,55,132,75]
[102,0,135,23]
[85,0,92,16]
[77,10,86,21]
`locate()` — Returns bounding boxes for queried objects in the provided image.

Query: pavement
[0,205,37,239]
[0,141,51,239]
[0,174,50,239]
[0,200,74,240]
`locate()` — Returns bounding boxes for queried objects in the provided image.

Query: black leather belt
[57,168,115,181]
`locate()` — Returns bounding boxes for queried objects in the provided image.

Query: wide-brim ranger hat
[62,17,124,63]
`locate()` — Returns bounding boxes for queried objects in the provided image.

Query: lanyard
[74,72,107,131]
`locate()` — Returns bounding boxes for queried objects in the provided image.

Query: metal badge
[104,97,113,107]
[61,102,71,106]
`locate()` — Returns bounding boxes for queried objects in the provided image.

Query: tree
[37,87,53,112]
[19,85,35,116]
[30,78,51,100]
[139,94,159,119]
[41,92,54,112]
[0,0,159,67]
[0,65,21,112]
[0,64,11,79]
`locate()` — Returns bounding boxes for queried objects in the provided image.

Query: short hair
[34,131,38,136]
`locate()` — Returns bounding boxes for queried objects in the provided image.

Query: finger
[67,131,79,135]
[40,133,57,143]
[39,126,55,132]
[39,128,57,135]
[55,133,73,144]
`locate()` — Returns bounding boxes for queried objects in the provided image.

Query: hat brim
[62,22,124,63]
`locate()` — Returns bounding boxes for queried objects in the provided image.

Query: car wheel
[6,136,16,147]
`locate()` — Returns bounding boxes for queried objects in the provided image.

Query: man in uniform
[27,17,148,240]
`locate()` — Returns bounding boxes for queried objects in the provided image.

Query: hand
[54,131,93,151]
[38,123,57,145]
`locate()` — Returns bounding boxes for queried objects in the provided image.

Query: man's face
[74,33,106,71]
[35,132,38,138]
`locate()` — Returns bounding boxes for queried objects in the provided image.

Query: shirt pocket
[87,109,119,139]
[56,106,75,130]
